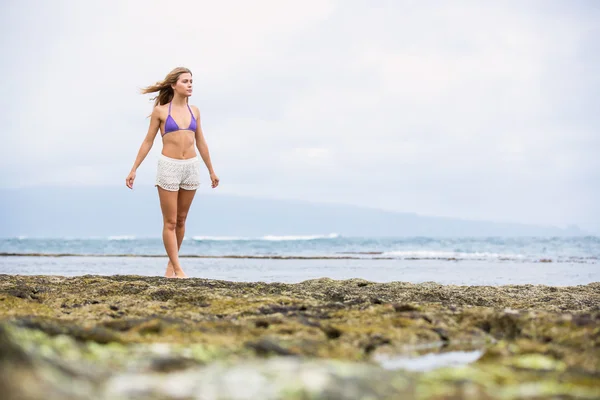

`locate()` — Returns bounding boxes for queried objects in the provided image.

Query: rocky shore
[0,274,599,399]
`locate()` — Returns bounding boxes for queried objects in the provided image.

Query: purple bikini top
[163,102,197,136]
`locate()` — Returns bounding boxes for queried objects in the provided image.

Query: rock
[321,325,342,340]
[102,358,416,400]
[505,354,566,371]
[246,337,297,356]
[393,303,421,312]
[0,275,598,399]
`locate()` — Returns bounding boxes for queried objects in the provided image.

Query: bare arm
[131,107,161,172]
[192,106,219,188]
[125,107,161,189]
[193,106,215,174]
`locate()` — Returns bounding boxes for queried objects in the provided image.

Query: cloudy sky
[1,0,599,233]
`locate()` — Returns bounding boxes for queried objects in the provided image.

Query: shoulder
[151,104,168,119]
[190,104,201,119]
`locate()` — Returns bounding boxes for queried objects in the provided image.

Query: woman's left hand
[210,172,220,188]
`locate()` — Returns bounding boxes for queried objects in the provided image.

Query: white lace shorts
[155,154,201,191]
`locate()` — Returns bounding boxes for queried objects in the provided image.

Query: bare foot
[164,261,175,278]
[173,267,189,279]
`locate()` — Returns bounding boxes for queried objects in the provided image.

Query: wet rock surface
[0,274,599,399]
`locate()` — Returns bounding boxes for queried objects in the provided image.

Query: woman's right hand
[125,170,136,189]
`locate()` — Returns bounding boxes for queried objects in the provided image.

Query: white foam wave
[191,233,340,241]
[261,233,339,241]
[381,250,527,260]
[192,236,251,241]
[108,235,136,241]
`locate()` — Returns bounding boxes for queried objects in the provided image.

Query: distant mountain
[0,186,587,238]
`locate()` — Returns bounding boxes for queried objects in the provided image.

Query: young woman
[126,67,219,278]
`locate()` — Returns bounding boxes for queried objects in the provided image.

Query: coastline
[1,275,599,399]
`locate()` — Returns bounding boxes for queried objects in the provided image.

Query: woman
[125,67,219,278]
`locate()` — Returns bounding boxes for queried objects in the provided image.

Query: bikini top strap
[168,101,172,115]
[186,103,194,117]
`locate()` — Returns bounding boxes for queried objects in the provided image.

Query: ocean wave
[381,250,526,260]
[192,236,252,241]
[0,252,596,263]
[107,235,136,241]
[261,233,340,241]
[0,252,356,259]
[192,233,340,241]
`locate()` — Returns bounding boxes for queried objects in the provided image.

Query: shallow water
[2,236,599,263]
[1,256,598,286]
[375,350,484,371]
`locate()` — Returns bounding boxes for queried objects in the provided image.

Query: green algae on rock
[0,274,599,399]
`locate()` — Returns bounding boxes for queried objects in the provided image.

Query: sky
[1,0,599,233]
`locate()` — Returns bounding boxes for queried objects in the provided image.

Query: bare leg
[157,187,184,277]
[165,188,196,277]
[165,223,186,277]
[170,188,196,278]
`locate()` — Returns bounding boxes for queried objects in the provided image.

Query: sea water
[1,235,598,285]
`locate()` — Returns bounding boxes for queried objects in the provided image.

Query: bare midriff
[160,129,197,159]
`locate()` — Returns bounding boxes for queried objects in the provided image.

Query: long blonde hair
[141,67,192,107]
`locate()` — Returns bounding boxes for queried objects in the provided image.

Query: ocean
[1,235,598,285]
